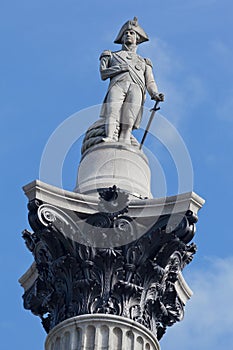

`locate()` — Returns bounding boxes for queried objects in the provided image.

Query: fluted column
[45,314,160,350]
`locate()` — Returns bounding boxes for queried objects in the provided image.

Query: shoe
[102,137,115,142]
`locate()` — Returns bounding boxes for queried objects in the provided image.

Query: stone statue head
[114,17,149,45]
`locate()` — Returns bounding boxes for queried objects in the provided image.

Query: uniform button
[126,56,132,60]
[135,64,141,70]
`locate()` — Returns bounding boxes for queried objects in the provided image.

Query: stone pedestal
[75,142,152,199]
[45,314,160,350]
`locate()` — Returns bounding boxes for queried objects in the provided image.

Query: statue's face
[122,29,137,45]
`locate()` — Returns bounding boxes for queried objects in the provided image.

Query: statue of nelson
[100,17,164,144]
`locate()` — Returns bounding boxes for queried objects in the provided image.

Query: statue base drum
[75,141,152,199]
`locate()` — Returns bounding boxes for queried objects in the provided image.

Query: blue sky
[1,0,233,349]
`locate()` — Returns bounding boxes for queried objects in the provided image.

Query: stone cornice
[23,180,205,217]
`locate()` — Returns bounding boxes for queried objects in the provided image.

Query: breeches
[105,80,143,127]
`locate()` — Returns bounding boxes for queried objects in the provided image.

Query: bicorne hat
[114,17,149,44]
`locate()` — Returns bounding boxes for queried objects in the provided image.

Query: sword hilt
[150,106,160,112]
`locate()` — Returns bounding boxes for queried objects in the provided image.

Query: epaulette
[144,58,153,68]
[99,50,112,60]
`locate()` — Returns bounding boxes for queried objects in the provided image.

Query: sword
[139,100,160,150]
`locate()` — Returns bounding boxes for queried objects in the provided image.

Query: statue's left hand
[151,92,165,102]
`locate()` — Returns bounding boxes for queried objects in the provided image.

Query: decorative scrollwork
[38,206,56,226]
[113,216,134,235]
[37,205,78,233]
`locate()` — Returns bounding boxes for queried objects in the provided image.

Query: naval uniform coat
[99,49,158,129]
